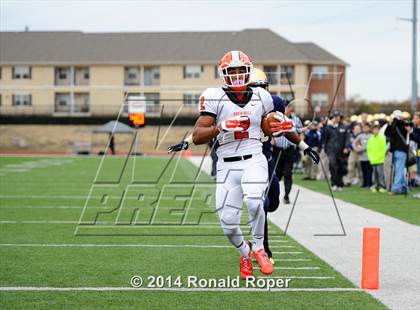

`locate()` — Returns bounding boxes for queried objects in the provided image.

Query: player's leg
[216,166,246,253]
[282,147,295,203]
[242,154,273,275]
[265,172,280,260]
[216,162,252,279]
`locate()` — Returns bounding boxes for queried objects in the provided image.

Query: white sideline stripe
[0,286,360,292]
[269,240,289,243]
[0,205,216,210]
[271,251,302,254]
[0,243,232,248]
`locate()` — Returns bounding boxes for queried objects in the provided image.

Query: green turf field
[0,155,386,309]
[294,174,420,226]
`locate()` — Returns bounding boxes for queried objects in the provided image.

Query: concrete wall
[0,125,208,155]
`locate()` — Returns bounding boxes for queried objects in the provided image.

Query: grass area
[294,174,420,226]
[0,155,386,309]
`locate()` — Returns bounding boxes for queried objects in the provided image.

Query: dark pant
[273,146,295,199]
[360,160,373,187]
[263,156,280,256]
[327,152,346,187]
[372,164,385,189]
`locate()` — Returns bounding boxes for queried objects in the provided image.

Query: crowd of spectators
[298,110,420,196]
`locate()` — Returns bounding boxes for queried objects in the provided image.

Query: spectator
[322,110,350,191]
[410,111,420,185]
[384,110,410,195]
[354,123,372,188]
[345,123,362,186]
[303,121,321,180]
[367,122,387,193]
[272,104,302,204]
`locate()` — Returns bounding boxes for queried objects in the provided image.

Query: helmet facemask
[219,65,253,90]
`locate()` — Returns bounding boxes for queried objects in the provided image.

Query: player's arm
[284,131,320,164]
[192,115,221,145]
[167,134,193,153]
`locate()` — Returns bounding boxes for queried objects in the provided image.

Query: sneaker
[378,188,386,193]
[370,187,378,193]
[283,196,290,204]
[332,185,338,191]
[269,257,275,265]
[239,250,253,279]
[337,187,343,192]
[253,249,273,275]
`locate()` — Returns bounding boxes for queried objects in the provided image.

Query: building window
[144,66,160,86]
[73,92,90,113]
[263,66,278,85]
[280,65,295,84]
[12,66,31,79]
[312,93,329,106]
[124,66,140,85]
[55,93,71,112]
[74,67,90,85]
[312,66,329,80]
[55,67,71,85]
[183,65,202,79]
[183,93,201,105]
[144,93,160,105]
[12,93,32,106]
[215,65,220,79]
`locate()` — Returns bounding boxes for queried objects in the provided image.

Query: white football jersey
[199,87,274,158]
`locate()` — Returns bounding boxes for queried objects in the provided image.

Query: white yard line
[0,243,232,248]
[0,286,360,292]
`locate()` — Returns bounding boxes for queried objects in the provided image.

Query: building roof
[0,29,347,66]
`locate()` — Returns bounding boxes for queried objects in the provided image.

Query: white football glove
[269,112,295,137]
[221,115,250,132]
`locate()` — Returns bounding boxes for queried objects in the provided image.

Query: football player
[169,52,319,279]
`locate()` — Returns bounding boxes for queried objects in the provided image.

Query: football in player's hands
[221,115,250,132]
[262,112,295,137]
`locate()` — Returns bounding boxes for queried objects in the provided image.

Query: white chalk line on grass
[0,195,216,200]
[0,243,231,248]
[0,286,360,292]
[0,243,300,253]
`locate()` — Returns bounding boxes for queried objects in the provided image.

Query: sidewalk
[189,156,420,310]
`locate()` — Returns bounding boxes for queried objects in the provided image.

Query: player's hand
[270,112,295,137]
[303,147,320,164]
[221,115,250,132]
[167,141,189,153]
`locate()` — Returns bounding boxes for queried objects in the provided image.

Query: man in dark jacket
[384,110,410,194]
[322,111,350,191]
[303,121,321,180]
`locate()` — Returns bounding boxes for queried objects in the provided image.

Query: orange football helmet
[218,50,253,89]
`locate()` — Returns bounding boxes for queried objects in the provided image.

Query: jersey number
[234,131,249,140]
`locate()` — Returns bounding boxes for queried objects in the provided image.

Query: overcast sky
[1,0,418,102]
